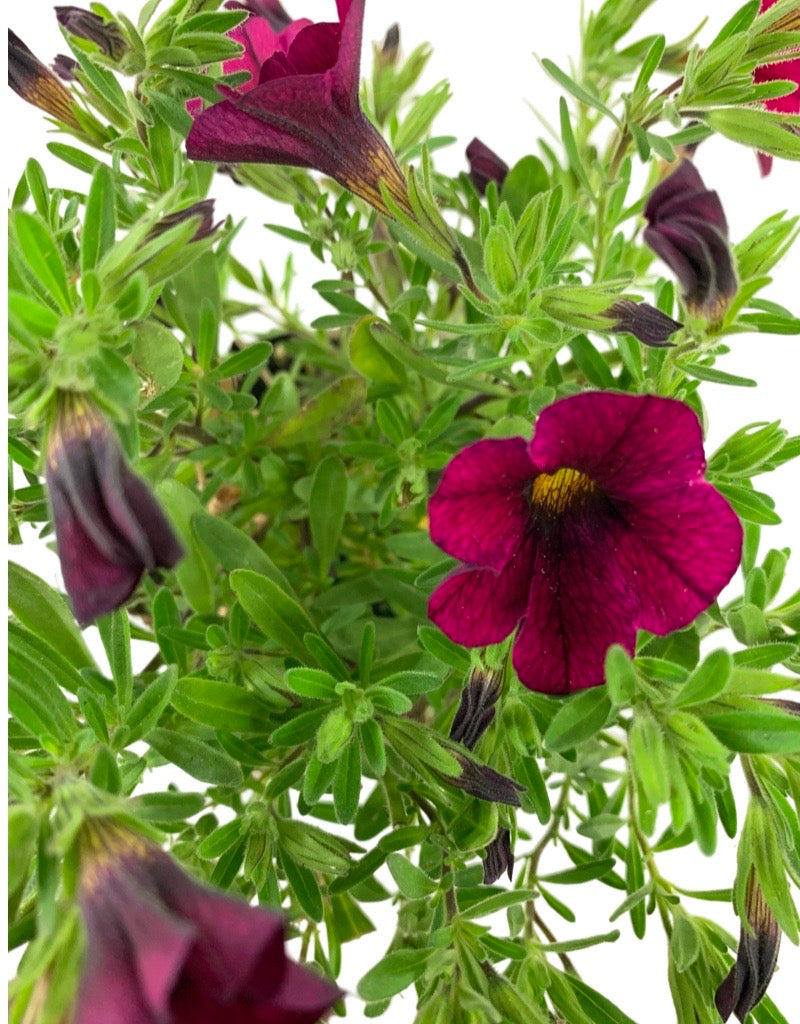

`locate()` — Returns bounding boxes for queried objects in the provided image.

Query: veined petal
[429,437,533,568]
[330,0,363,102]
[529,392,707,501]
[429,539,534,647]
[512,514,639,693]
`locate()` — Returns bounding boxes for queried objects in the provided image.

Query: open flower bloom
[186,0,410,216]
[46,395,183,625]
[76,822,341,1024]
[755,0,800,175]
[8,29,80,129]
[715,870,781,1021]
[428,391,742,694]
[643,160,736,321]
[465,137,509,194]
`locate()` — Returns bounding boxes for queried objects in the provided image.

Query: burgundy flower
[76,823,341,1024]
[755,0,800,175]
[715,870,781,1021]
[186,0,410,216]
[45,395,183,625]
[465,137,509,195]
[605,299,682,347]
[643,160,737,321]
[56,7,127,61]
[427,391,742,695]
[8,29,80,129]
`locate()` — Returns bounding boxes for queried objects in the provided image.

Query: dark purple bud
[8,29,80,128]
[55,6,127,60]
[225,0,294,32]
[448,752,524,807]
[466,137,509,195]
[763,697,800,716]
[605,299,683,347]
[483,827,514,885]
[45,395,184,625]
[715,870,781,1022]
[151,200,220,243]
[449,667,503,750]
[52,53,79,81]
[644,160,737,321]
[77,821,342,1024]
[378,23,400,68]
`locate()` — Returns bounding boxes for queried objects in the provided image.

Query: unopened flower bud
[52,53,79,81]
[483,826,514,884]
[449,667,503,750]
[605,299,683,347]
[55,6,127,61]
[465,137,509,195]
[150,200,220,243]
[8,29,80,129]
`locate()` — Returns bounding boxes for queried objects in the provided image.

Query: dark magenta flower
[186,0,410,216]
[643,160,736,321]
[605,299,682,347]
[754,0,800,175]
[45,395,183,625]
[715,870,781,1021]
[465,137,509,195]
[427,391,742,695]
[76,823,341,1024]
[8,29,80,129]
[55,7,127,61]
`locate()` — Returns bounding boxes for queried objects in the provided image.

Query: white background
[4,1,800,1020]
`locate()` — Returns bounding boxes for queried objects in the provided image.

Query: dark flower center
[530,467,597,515]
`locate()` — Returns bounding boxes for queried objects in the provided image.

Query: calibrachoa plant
[6,1,800,1023]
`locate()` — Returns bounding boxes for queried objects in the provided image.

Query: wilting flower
[55,6,127,61]
[428,391,742,694]
[643,160,737,321]
[605,299,682,347]
[45,395,183,625]
[754,0,800,175]
[150,200,220,242]
[8,29,80,129]
[715,870,781,1021]
[76,821,341,1024]
[466,137,509,194]
[483,827,514,885]
[450,667,503,749]
[186,0,410,216]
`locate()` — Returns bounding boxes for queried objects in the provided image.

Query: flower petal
[528,392,707,501]
[512,515,639,693]
[428,437,533,569]
[243,960,342,1024]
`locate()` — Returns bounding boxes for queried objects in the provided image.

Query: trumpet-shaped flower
[643,161,736,321]
[76,823,341,1024]
[186,0,410,216]
[428,391,742,694]
[45,395,183,624]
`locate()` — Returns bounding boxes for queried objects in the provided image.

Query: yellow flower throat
[531,467,597,515]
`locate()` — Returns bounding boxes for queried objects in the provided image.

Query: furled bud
[8,29,80,129]
[447,752,524,807]
[449,667,503,750]
[643,160,736,321]
[482,826,514,884]
[55,7,127,60]
[45,394,183,624]
[465,137,509,195]
[150,200,220,243]
[715,869,781,1021]
[52,53,79,81]
[605,299,683,347]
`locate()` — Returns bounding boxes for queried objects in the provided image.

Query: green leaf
[231,568,319,662]
[544,689,613,751]
[197,820,244,860]
[97,608,133,714]
[333,739,362,824]
[131,322,184,393]
[211,341,272,380]
[387,853,437,899]
[8,623,78,745]
[310,456,348,575]
[172,677,273,733]
[357,948,434,1001]
[8,562,94,671]
[500,155,549,221]
[8,805,38,893]
[148,728,243,786]
[350,318,408,385]
[135,791,206,822]
[551,971,642,1024]
[283,668,339,700]
[703,708,800,753]
[270,376,366,447]
[81,164,116,274]
[156,481,216,615]
[13,211,73,313]
[705,107,800,162]
[541,58,620,125]
[605,644,637,705]
[279,848,323,921]
[673,649,733,708]
[191,512,292,595]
